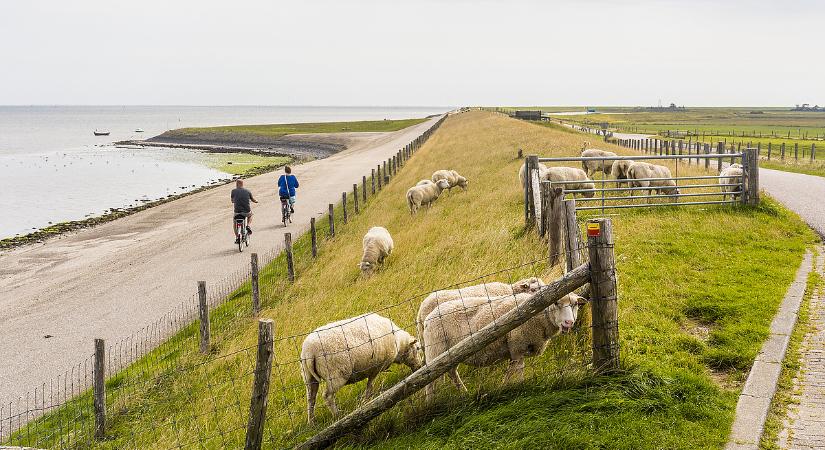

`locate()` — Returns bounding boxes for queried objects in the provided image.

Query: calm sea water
[0,106,450,239]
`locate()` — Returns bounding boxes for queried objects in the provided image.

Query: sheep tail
[301,353,321,384]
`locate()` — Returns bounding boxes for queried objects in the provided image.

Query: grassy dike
[8,111,817,449]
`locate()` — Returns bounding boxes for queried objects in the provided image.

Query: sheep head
[435,179,450,191]
[547,293,587,334]
[513,277,545,294]
[396,332,423,370]
[358,261,375,276]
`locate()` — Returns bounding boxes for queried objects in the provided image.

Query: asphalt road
[0,116,441,406]
[759,167,825,238]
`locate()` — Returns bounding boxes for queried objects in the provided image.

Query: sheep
[719,165,744,201]
[432,169,469,192]
[422,292,587,400]
[406,179,450,214]
[358,226,394,276]
[518,161,549,187]
[544,166,596,198]
[627,162,680,196]
[610,160,636,188]
[416,277,545,341]
[580,148,618,177]
[416,179,434,186]
[300,313,422,424]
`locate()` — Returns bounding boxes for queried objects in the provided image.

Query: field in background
[167,118,429,139]
[10,111,816,449]
[202,152,291,176]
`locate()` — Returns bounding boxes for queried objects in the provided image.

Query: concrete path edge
[725,250,814,449]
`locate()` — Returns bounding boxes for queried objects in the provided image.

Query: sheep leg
[502,358,526,383]
[362,376,376,400]
[447,367,467,392]
[305,378,319,425]
[323,380,342,418]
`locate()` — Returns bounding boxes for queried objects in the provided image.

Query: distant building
[514,110,542,120]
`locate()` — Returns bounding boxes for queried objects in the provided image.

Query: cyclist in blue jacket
[277,166,299,213]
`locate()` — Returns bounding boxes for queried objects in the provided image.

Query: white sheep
[610,160,636,188]
[416,277,545,341]
[544,166,596,198]
[628,162,680,196]
[406,179,450,214]
[581,148,618,177]
[719,165,744,201]
[422,292,587,400]
[358,226,394,276]
[300,313,422,424]
[518,162,549,187]
[432,169,469,192]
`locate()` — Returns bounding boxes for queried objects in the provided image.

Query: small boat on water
[93,130,110,136]
[134,128,144,133]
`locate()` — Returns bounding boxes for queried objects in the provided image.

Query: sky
[0,0,823,107]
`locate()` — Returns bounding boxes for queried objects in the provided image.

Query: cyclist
[230,179,258,243]
[277,166,299,214]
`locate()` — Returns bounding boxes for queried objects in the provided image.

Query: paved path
[760,169,825,238]
[778,251,825,449]
[0,116,441,406]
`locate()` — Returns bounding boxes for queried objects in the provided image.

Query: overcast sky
[1,0,822,107]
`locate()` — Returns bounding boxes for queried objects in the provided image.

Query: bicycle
[234,214,250,252]
[280,198,292,227]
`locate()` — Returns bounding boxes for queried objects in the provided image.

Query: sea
[0,106,451,240]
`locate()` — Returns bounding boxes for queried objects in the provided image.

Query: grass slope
[8,111,816,449]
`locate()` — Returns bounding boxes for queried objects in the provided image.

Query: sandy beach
[0,116,441,405]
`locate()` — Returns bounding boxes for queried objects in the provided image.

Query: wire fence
[0,114,448,449]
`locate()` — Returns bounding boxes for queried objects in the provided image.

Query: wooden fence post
[704,144,710,170]
[93,338,106,439]
[198,281,210,354]
[524,155,536,225]
[377,165,382,190]
[251,253,260,316]
[768,142,772,160]
[781,142,786,160]
[328,204,335,237]
[310,218,317,258]
[244,319,274,450]
[362,176,367,203]
[716,142,724,172]
[795,142,799,160]
[285,233,295,282]
[542,183,564,266]
[586,218,619,373]
[371,169,376,194]
[563,199,581,274]
[342,192,348,224]
[517,148,523,159]
[353,184,359,214]
[383,161,388,183]
[812,143,816,162]
[744,148,760,206]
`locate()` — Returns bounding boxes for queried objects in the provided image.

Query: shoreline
[0,159,293,250]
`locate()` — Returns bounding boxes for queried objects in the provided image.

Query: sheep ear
[575,295,590,306]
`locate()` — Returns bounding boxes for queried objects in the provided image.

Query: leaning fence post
[285,233,295,282]
[328,204,335,237]
[524,155,537,225]
[251,253,260,315]
[744,148,760,206]
[244,319,274,450]
[198,281,210,354]
[563,199,581,274]
[587,218,619,373]
[93,338,106,439]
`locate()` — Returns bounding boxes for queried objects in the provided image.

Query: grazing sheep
[422,292,587,400]
[610,160,636,188]
[432,169,469,192]
[545,166,596,198]
[581,148,618,177]
[518,162,549,187]
[301,313,422,424]
[719,165,744,201]
[358,226,394,276]
[416,277,546,341]
[627,162,680,196]
[406,179,450,214]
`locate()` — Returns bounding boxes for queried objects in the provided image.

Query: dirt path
[0,116,441,405]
